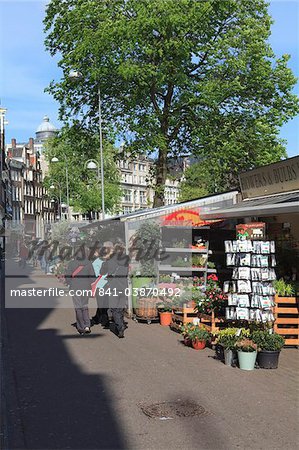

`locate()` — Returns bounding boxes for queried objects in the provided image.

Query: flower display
[195,275,227,315]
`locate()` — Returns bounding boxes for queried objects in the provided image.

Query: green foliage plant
[273,278,295,297]
[252,331,285,351]
[188,326,210,342]
[216,327,240,350]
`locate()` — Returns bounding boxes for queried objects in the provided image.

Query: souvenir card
[249,309,258,320]
[226,307,236,320]
[238,267,251,280]
[270,241,275,253]
[251,268,261,281]
[259,296,272,309]
[232,268,239,280]
[226,253,236,266]
[252,241,261,254]
[260,255,269,267]
[251,295,260,308]
[252,282,262,294]
[237,280,252,293]
[261,268,270,281]
[237,294,250,307]
[236,307,249,320]
[225,241,233,253]
[223,281,231,293]
[237,240,253,253]
[239,253,251,266]
[269,269,276,281]
[261,241,270,254]
[228,293,238,306]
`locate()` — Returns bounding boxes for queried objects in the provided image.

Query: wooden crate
[198,312,226,334]
[274,296,299,346]
[170,306,198,331]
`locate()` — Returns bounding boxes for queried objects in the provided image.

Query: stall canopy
[80,190,239,229]
[201,191,299,220]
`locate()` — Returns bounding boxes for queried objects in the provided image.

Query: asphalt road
[2,262,299,450]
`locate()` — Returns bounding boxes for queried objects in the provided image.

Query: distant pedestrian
[66,245,95,335]
[19,241,28,268]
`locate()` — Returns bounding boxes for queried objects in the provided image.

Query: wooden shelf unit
[274,296,299,346]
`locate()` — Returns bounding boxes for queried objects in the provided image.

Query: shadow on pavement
[3,261,128,450]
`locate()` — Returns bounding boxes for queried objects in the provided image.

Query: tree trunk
[153,148,167,207]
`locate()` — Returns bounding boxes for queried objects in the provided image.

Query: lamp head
[87,161,98,170]
[68,70,83,81]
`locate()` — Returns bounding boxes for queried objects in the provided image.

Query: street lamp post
[68,71,105,219]
[50,183,62,219]
[51,155,71,220]
[85,159,102,220]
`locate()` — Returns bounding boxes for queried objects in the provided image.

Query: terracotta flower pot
[192,339,206,350]
[159,311,172,326]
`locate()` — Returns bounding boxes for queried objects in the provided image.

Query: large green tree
[44,0,298,206]
[43,124,122,216]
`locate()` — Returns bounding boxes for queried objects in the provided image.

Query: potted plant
[180,323,194,346]
[216,328,239,366]
[252,331,285,369]
[195,275,227,316]
[274,278,296,298]
[157,304,173,326]
[235,338,257,371]
[188,326,210,350]
[192,255,207,268]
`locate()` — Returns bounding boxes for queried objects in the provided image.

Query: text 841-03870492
[96,288,181,297]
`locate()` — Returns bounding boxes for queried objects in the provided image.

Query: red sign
[236,223,265,240]
[162,209,222,228]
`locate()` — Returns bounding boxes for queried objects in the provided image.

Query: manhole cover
[140,400,206,419]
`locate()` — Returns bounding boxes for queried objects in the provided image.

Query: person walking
[101,241,129,338]
[66,245,95,335]
[90,242,113,328]
[19,241,28,268]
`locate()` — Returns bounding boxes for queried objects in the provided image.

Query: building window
[123,206,132,214]
[140,190,146,204]
[123,189,132,203]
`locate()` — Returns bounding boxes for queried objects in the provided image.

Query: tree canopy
[43,124,122,216]
[44,0,298,205]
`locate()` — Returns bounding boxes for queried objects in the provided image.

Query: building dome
[35,115,57,142]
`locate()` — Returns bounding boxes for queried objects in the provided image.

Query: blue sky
[0,0,298,156]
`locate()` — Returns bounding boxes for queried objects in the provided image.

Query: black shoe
[118,329,125,338]
[91,317,100,326]
[84,327,91,334]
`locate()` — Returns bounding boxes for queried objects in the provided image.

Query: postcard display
[224,238,276,322]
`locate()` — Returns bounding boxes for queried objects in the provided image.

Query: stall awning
[201,191,299,220]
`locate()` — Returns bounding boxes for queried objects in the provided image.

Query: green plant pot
[237,351,257,371]
[131,277,155,309]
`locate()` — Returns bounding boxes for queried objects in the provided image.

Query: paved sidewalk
[3,263,299,449]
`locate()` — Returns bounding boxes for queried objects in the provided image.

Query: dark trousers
[93,307,109,326]
[111,308,125,333]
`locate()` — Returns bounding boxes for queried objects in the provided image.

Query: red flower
[208,274,218,281]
